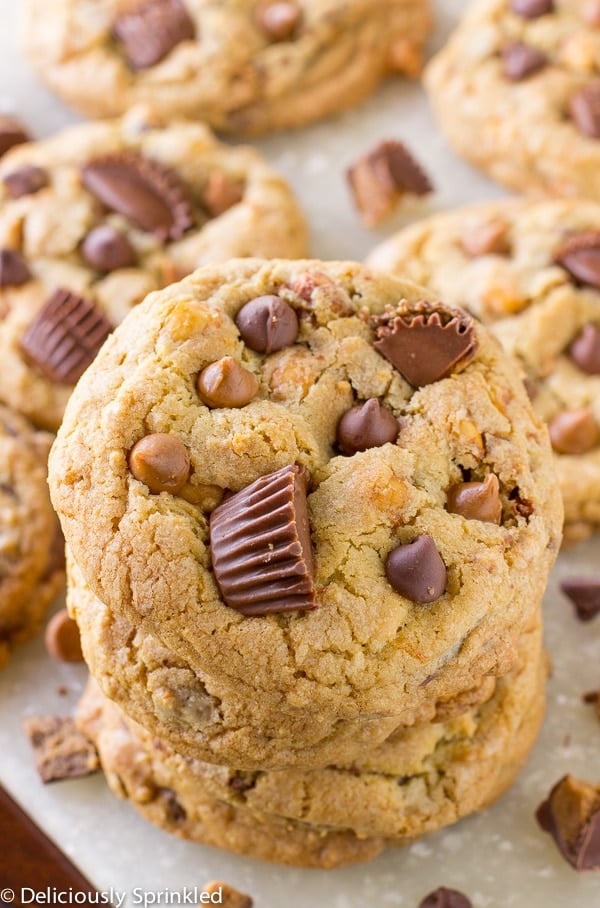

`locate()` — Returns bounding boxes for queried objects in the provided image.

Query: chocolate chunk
[570,82,600,139]
[129,433,190,494]
[236,295,299,353]
[569,324,600,374]
[372,300,478,388]
[114,0,195,70]
[583,690,600,704]
[209,464,316,616]
[337,399,399,455]
[510,0,554,17]
[44,609,84,663]
[347,140,433,228]
[197,357,259,409]
[0,117,30,159]
[0,248,31,287]
[159,787,187,822]
[20,288,113,385]
[536,775,600,870]
[549,408,599,455]
[461,219,510,257]
[202,171,244,218]
[560,577,600,621]
[81,225,136,272]
[81,152,194,241]
[446,473,502,523]
[502,41,547,80]
[385,535,447,604]
[419,887,473,908]
[256,2,301,41]
[23,716,99,784]
[203,882,253,908]
[555,232,600,288]
[3,165,48,199]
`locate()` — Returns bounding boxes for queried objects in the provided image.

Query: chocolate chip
[583,0,600,26]
[202,171,244,218]
[81,152,193,241]
[203,882,253,908]
[23,716,99,784]
[446,473,502,523]
[209,464,316,616]
[235,295,299,353]
[385,535,447,604]
[555,232,600,287]
[337,399,399,455]
[502,41,547,80]
[0,117,30,159]
[114,0,195,70]
[19,288,113,385]
[3,165,48,199]
[418,887,473,908]
[256,2,301,41]
[510,0,554,17]
[372,300,478,388]
[569,324,600,374]
[461,219,510,257]
[159,787,188,823]
[548,408,599,455]
[44,609,84,663]
[0,248,31,287]
[536,775,600,870]
[560,577,600,621]
[81,225,136,272]
[129,433,190,494]
[570,82,600,138]
[197,357,259,408]
[347,140,433,228]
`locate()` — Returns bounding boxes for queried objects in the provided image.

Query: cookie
[21,0,431,134]
[50,258,561,768]
[368,197,600,544]
[425,0,600,198]
[0,108,307,431]
[76,619,545,866]
[0,404,64,668]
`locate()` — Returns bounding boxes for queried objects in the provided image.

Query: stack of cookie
[49,258,563,867]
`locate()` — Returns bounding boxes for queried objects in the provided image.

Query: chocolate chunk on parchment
[20,288,113,385]
[23,716,99,783]
[210,464,316,616]
[114,0,195,70]
[347,139,433,228]
[560,577,600,622]
[0,248,31,287]
[555,232,600,288]
[419,887,473,908]
[0,117,30,159]
[256,2,301,41]
[3,165,48,199]
[372,300,478,387]
[536,775,600,870]
[81,151,193,241]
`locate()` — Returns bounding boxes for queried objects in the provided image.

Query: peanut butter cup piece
[446,474,502,523]
[555,232,600,287]
[0,117,30,159]
[202,172,244,218]
[197,357,259,408]
[20,288,112,384]
[235,295,299,353]
[419,888,473,908]
[337,399,399,455]
[461,219,510,257]
[0,248,31,287]
[373,300,478,387]
[385,535,447,604]
[81,151,193,241]
[114,0,195,70]
[560,577,600,622]
[81,225,136,272]
[209,464,316,616]
[570,82,600,139]
[549,408,599,454]
[502,41,547,81]
[44,609,84,663]
[536,775,600,870]
[129,433,190,494]
[256,2,301,41]
[510,0,554,17]
[569,324,600,374]
[3,165,48,199]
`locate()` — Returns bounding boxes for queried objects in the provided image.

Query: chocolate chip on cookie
[129,433,191,494]
[548,408,599,455]
[20,288,113,384]
[510,0,554,18]
[446,474,502,524]
[372,301,478,387]
[570,82,600,139]
[0,116,30,159]
[81,151,194,241]
[560,577,600,622]
[337,399,399,455]
[0,248,31,287]
[385,535,447,604]
[113,0,195,70]
[45,609,84,663]
[502,42,547,81]
[81,225,136,272]
[197,357,259,408]
[418,888,473,908]
[202,172,244,218]
[2,164,48,199]
[536,775,600,870]
[569,324,600,374]
[256,2,301,42]
[210,464,316,616]
[236,295,299,353]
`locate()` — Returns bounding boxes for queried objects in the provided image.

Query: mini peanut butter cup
[209,464,316,616]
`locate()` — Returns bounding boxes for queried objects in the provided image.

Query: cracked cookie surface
[50,258,561,769]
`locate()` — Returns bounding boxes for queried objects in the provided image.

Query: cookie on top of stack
[49,258,562,865]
